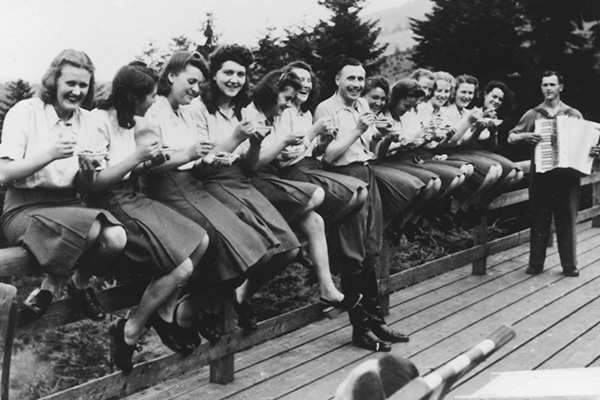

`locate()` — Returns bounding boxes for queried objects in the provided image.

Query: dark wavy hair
[335,57,363,77]
[282,60,319,113]
[451,74,479,107]
[200,44,254,120]
[388,78,425,119]
[478,80,515,116]
[362,75,390,113]
[157,51,209,97]
[97,63,158,129]
[40,49,96,109]
[251,69,302,116]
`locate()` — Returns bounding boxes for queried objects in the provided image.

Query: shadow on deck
[124,224,600,400]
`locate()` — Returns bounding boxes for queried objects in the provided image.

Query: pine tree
[410,0,600,120]
[312,0,388,98]
[0,79,34,139]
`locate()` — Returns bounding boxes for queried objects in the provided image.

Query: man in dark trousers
[508,70,600,277]
[314,58,409,352]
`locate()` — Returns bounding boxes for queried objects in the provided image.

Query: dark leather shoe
[196,314,221,345]
[370,323,409,343]
[23,288,53,316]
[525,266,544,275]
[352,329,392,352]
[563,267,580,277]
[148,313,194,356]
[234,301,257,334]
[66,280,105,321]
[109,318,139,375]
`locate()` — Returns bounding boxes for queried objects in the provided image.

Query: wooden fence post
[379,239,392,316]
[1,283,17,400]
[471,208,488,275]
[593,161,600,228]
[209,292,236,384]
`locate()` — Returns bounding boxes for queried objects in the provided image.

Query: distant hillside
[364,0,433,54]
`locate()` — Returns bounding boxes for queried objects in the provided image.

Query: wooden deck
[123,223,600,400]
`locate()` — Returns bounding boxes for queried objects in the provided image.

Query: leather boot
[360,269,409,343]
[343,272,391,352]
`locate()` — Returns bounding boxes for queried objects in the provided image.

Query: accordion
[534,115,600,175]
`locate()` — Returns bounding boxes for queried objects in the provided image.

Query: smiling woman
[0,49,127,321]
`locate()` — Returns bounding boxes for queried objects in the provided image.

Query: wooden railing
[2,165,600,400]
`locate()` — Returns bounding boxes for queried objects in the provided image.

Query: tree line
[2,0,600,142]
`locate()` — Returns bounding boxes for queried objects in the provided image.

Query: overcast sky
[0,0,409,83]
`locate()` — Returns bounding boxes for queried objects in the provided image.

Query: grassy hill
[364,0,433,55]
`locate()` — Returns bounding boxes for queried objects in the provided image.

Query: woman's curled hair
[97,62,158,129]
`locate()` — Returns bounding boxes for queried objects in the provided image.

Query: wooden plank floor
[124,224,600,400]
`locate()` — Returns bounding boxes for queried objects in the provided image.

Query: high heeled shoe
[23,288,53,316]
[147,312,195,356]
[109,318,140,375]
[66,279,106,321]
[320,292,363,319]
[234,301,257,334]
[195,313,221,345]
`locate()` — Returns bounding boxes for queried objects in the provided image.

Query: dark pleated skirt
[372,164,425,223]
[278,157,367,225]
[141,170,273,286]
[252,164,318,223]
[85,181,206,277]
[194,162,300,254]
[2,187,121,277]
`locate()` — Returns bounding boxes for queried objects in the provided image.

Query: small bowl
[374,119,391,129]
[76,151,108,161]
[212,152,239,165]
[255,126,273,136]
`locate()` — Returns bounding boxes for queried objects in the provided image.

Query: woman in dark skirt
[274,61,367,225]
[247,68,362,316]
[139,50,279,334]
[85,63,210,373]
[0,49,127,320]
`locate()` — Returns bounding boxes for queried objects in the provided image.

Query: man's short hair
[336,57,363,76]
[542,70,563,84]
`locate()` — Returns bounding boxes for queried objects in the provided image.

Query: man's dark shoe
[109,318,139,375]
[352,328,392,352]
[148,313,194,356]
[66,280,106,321]
[370,322,410,343]
[563,267,580,277]
[23,288,53,316]
[525,266,544,275]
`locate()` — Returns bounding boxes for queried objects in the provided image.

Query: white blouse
[0,97,97,189]
[91,108,135,180]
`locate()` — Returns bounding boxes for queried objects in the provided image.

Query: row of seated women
[360,69,524,233]
[0,45,523,375]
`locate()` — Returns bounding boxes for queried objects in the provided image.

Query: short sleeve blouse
[140,96,198,170]
[91,108,136,180]
[0,98,97,189]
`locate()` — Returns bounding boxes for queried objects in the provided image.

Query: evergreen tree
[312,0,388,98]
[411,0,600,120]
[252,0,387,101]
[196,12,219,58]
[0,79,34,139]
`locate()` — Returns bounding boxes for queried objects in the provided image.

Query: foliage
[136,13,217,70]
[0,79,34,139]
[251,0,388,102]
[411,0,600,121]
